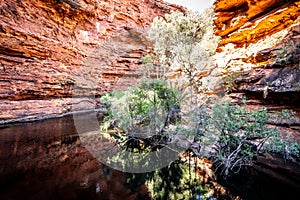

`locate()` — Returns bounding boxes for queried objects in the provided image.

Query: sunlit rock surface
[214,0,300,114]
[0,0,185,123]
[214,0,300,47]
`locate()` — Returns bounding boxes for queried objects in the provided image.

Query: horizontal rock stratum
[214,0,300,47]
[214,0,300,142]
[1,0,300,128]
[214,0,300,182]
[0,0,184,123]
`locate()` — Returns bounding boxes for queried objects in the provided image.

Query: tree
[146,7,220,93]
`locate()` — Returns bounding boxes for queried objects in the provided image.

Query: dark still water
[0,113,299,200]
[0,113,151,200]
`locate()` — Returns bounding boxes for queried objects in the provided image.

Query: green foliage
[100,90,125,123]
[123,161,212,200]
[142,54,154,66]
[199,101,300,176]
[281,109,296,120]
[275,44,294,64]
[222,72,238,93]
[141,54,158,78]
[145,162,210,200]
[99,6,300,179]
[266,134,300,160]
[100,78,182,135]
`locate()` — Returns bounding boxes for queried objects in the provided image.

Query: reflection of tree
[124,161,210,200]
[150,162,184,200]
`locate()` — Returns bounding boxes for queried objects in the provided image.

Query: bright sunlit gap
[164,0,214,12]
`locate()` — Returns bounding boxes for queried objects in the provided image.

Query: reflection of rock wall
[214,0,300,143]
[0,114,150,200]
[0,0,185,123]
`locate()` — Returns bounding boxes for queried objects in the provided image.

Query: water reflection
[0,113,231,200]
[0,114,150,200]
[0,113,299,200]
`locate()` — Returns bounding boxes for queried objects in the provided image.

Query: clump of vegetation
[221,72,239,93]
[100,78,196,151]
[145,161,210,200]
[124,161,213,200]
[101,85,300,177]
[200,101,300,176]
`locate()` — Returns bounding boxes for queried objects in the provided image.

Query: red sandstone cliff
[214,0,300,47]
[214,0,300,133]
[0,0,299,192]
[214,0,300,178]
[1,0,300,129]
[0,0,185,123]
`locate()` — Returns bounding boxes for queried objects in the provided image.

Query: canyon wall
[1,0,299,131]
[214,0,300,140]
[213,0,300,184]
[0,0,185,123]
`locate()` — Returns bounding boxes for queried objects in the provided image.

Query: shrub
[199,101,300,176]
[99,6,300,178]
[100,78,195,142]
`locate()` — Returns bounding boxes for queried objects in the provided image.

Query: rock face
[214,0,300,132]
[214,0,300,94]
[214,0,300,177]
[0,0,185,123]
[214,0,300,47]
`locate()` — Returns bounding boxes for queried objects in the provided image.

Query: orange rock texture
[214,0,300,142]
[0,0,185,123]
[214,0,300,180]
[214,0,300,48]
[214,0,300,105]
